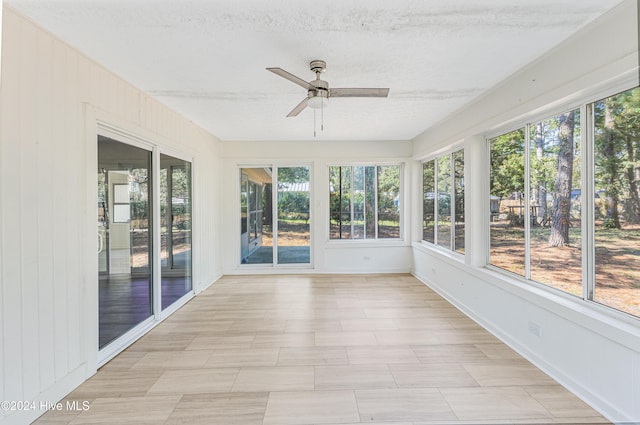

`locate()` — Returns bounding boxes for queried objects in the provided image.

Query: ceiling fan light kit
[307,93,327,109]
[267,59,389,136]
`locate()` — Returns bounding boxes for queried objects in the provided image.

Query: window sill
[413,240,465,262]
[325,238,408,248]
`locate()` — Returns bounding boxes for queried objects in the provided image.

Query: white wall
[222,140,413,274]
[412,0,640,422]
[0,7,223,425]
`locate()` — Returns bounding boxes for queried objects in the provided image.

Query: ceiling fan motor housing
[309,59,327,73]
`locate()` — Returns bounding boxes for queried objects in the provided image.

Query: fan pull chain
[321,97,324,132]
[312,97,325,138]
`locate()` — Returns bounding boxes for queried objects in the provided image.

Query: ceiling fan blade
[286,97,309,117]
[330,88,390,98]
[267,67,315,91]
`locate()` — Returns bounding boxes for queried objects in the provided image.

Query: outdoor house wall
[221,140,413,274]
[0,7,223,425]
[411,0,640,422]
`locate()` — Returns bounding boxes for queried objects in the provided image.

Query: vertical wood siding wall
[0,8,222,424]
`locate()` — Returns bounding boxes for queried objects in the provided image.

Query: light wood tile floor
[34,274,609,424]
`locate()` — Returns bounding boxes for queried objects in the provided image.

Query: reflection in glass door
[97,136,152,350]
[160,154,192,310]
[277,167,311,264]
[240,168,273,264]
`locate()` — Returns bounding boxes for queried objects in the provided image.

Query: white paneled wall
[0,7,222,424]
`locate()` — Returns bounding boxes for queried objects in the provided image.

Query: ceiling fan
[267,60,390,118]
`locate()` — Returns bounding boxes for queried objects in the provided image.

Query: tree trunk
[549,111,575,247]
[263,183,273,229]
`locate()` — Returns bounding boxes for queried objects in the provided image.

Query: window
[489,112,582,295]
[329,164,401,240]
[489,129,526,275]
[453,150,465,253]
[423,161,435,243]
[422,149,465,253]
[530,111,582,297]
[437,156,452,249]
[593,86,640,317]
[484,95,640,319]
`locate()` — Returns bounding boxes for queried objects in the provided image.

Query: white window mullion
[584,103,595,301]
[272,167,279,265]
[524,125,532,280]
[434,160,439,245]
[374,166,379,239]
[485,138,492,266]
[350,166,355,238]
[363,167,368,239]
[151,146,162,318]
[450,154,456,250]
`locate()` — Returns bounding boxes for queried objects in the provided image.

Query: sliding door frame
[238,163,313,268]
[158,147,195,317]
[87,107,196,370]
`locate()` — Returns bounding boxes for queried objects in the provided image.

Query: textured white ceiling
[6,0,623,142]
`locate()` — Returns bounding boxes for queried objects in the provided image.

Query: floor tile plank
[355,388,457,422]
[263,390,360,425]
[32,274,607,425]
[231,366,315,392]
[315,365,397,390]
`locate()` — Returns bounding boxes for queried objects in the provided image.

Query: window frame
[482,80,640,321]
[486,111,581,282]
[421,148,465,255]
[328,162,404,242]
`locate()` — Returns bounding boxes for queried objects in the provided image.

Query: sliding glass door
[98,135,194,353]
[160,154,192,310]
[98,136,152,350]
[240,165,311,266]
[277,167,311,264]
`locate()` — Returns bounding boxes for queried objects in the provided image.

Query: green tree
[595,99,624,228]
[278,166,309,184]
[612,89,640,223]
[531,121,560,223]
[377,165,400,209]
[490,129,525,201]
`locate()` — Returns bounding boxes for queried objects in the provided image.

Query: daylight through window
[422,149,464,253]
[329,165,401,240]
